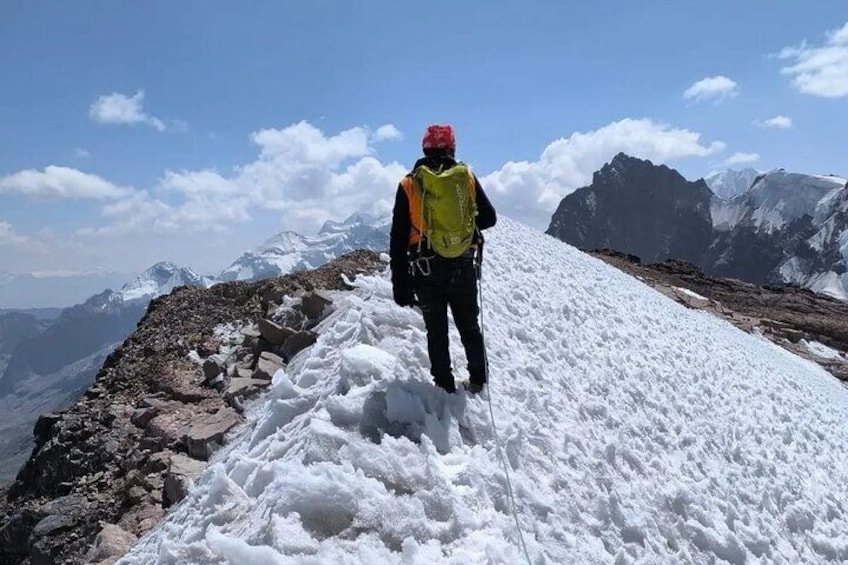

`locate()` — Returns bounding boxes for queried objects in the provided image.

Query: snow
[814,186,845,224]
[807,218,836,252]
[709,200,746,232]
[121,218,848,564]
[777,262,848,302]
[704,168,760,201]
[808,272,848,302]
[745,171,843,234]
[801,340,844,361]
[674,287,708,301]
[811,174,847,187]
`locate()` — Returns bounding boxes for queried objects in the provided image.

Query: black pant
[414,257,487,389]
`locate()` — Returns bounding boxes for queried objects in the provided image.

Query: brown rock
[85,524,138,565]
[226,377,268,401]
[138,394,166,408]
[254,351,284,380]
[146,408,193,445]
[260,287,285,305]
[300,291,333,321]
[231,366,253,379]
[182,408,241,460]
[242,326,261,340]
[153,368,215,403]
[164,454,206,506]
[197,338,221,357]
[126,486,147,505]
[273,307,306,331]
[282,331,318,361]
[131,399,168,429]
[121,503,165,536]
[202,359,222,382]
[258,319,296,346]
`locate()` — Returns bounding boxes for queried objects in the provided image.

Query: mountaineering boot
[464,381,484,395]
[436,381,457,393]
[434,374,457,393]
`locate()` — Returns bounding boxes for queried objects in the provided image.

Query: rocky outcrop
[547,153,716,265]
[590,249,848,381]
[0,250,383,565]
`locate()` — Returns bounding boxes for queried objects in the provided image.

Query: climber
[389,124,497,394]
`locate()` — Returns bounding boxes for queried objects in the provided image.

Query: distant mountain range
[0,215,389,483]
[548,153,848,300]
[0,262,212,483]
[219,212,389,282]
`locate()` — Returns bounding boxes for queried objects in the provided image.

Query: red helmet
[422,124,456,151]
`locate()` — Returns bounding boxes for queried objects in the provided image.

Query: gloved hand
[393,284,416,307]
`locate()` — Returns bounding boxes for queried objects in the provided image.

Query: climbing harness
[408,256,432,278]
[478,248,533,565]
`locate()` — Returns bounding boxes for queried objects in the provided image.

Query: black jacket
[390,155,497,291]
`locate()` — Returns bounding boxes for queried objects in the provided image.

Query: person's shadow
[358,378,469,453]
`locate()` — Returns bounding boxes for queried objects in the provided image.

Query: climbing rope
[477,258,533,565]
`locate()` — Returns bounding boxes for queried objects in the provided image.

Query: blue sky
[1,1,847,286]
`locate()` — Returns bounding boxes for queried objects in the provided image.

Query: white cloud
[683,76,739,103]
[755,115,793,129]
[83,121,405,237]
[0,166,131,199]
[250,121,370,167]
[89,90,178,131]
[482,118,726,228]
[18,119,727,273]
[0,222,53,256]
[74,148,91,158]
[0,222,27,246]
[779,22,848,98]
[159,169,239,197]
[374,124,402,141]
[723,152,760,166]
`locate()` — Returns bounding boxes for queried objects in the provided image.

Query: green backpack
[412,163,479,258]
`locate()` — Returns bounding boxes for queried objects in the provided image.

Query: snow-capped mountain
[709,170,848,299]
[120,261,214,302]
[711,170,846,233]
[704,167,760,200]
[549,154,848,300]
[0,261,212,483]
[118,218,848,563]
[219,212,390,282]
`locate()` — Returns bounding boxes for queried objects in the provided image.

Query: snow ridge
[122,218,848,564]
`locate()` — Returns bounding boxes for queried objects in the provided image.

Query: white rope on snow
[478,266,534,565]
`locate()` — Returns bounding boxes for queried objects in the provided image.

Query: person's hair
[423,147,455,158]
